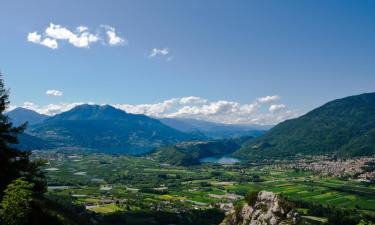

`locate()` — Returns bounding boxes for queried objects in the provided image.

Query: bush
[234,203,243,223]
[245,190,259,206]
[0,178,34,225]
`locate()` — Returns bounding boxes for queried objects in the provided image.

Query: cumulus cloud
[77,26,88,33]
[149,48,169,58]
[27,32,41,43]
[27,32,58,49]
[179,96,207,105]
[15,95,298,125]
[21,102,85,115]
[103,25,126,46]
[269,104,286,112]
[257,95,281,103]
[46,90,63,97]
[27,23,126,49]
[45,23,99,48]
[115,96,297,125]
[40,38,58,49]
[115,98,179,118]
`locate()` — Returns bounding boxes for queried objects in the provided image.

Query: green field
[35,151,375,222]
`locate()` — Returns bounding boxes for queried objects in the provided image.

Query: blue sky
[1,0,375,124]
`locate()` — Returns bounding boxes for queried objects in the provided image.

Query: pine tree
[0,73,45,196]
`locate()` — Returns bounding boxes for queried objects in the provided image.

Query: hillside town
[275,156,375,182]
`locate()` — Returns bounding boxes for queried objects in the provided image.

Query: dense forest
[234,93,375,159]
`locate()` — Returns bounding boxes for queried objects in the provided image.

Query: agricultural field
[33,150,375,223]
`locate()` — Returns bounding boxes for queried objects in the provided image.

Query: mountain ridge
[29,104,195,154]
[159,117,269,139]
[149,136,253,166]
[6,107,50,126]
[233,92,375,159]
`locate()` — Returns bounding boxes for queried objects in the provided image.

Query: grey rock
[220,191,302,225]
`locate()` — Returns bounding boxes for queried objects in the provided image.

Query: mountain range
[159,118,269,138]
[7,92,375,159]
[26,104,195,154]
[6,105,268,154]
[233,92,375,159]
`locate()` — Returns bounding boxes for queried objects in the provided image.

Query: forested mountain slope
[30,104,194,154]
[234,93,375,159]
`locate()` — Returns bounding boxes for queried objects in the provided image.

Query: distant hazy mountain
[159,117,270,139]
[6,107,50,126]
[233,92,375,159]
[149,136,253,166]
[30,104,195,154]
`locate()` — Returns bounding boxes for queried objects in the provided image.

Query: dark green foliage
[362,161,375,173]
[358,220,375,225]
[234,93,375,159]
[0,74,49,225]
[101,208,225,225]
[150,136,252,166]
[31,104,195,154]
[24,194,95,225]
[234,203,244,223]
[277,196,294,214]
[0,74,45,195]
[149,146,200,166]
[0,178,34,225]
[245,190,259,206]
[284,196,375,225]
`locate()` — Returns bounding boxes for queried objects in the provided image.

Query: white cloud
[257,95,281,103]
[77,26,88,33]
[45,23,74,40]
[21,102,84,115]
[45,23,99,48]
[15,95,298,125]
[27,23,126,49]
[115,96,297,125]
[46,90,63,97]
[115,98,179,118]
[27,32,41,43]
[149,48,169,58]
[40,38,58,49]
[269,104,286,112]
[103,25,126,46]
[6,105,16,113]
[179,96,207,105]
[27,32,58,49]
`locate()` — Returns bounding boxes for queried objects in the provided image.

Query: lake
[199,156,240,164]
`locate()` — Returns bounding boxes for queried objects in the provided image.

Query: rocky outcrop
[220,191,302,225]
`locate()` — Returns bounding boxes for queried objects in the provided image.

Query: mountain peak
[31,104,193,154]
[8,107,43,115]
[50,104,127,121]
[6,107,49,126]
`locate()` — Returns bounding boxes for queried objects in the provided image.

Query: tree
[358,220,375,225]
[245,190,259,206]
[0,73,45,196]
[0,178,34,225]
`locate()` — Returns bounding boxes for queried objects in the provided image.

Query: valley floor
[32,150,375,225]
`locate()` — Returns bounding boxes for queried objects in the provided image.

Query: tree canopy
[0,73,45,195]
